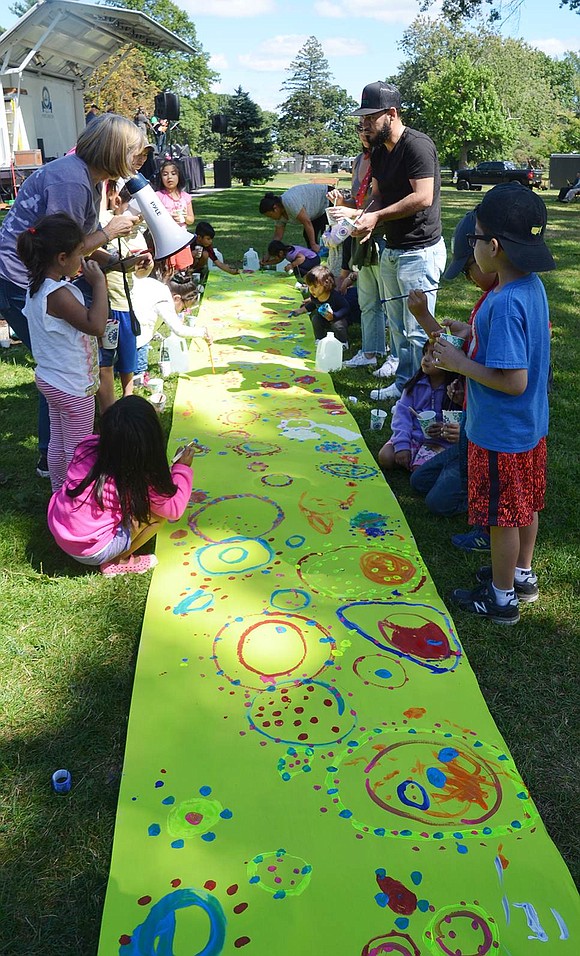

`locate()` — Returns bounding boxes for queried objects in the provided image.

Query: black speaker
[213,158,231,189]
[211,114,228,135]
[154,92,180,121]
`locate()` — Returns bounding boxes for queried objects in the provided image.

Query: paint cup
[370,408,388,430]
[416,409,437,436]
[149,392,167,413]
[440,332,464,350]
[442,409,464,425]
[147,377,164,394]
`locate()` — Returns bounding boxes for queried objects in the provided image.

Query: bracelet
[101,225,110,243]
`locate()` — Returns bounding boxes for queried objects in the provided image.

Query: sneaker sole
[475,568,539,604]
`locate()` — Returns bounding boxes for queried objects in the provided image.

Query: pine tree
[277,37,335,171]
[223,88,273,186]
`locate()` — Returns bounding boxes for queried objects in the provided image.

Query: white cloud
[531,37,580,57]
[238,34,307,72]
[203,0,275,16]
[323,37,367,57]
[209,53,229,70]
[317,0,419,24]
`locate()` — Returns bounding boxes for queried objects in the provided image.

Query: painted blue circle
[437,747,459,763]
[285,535,305,548]
[124,887,226,956]
[396,779,430,810]
[426,767,447,788]
[374,668,393,679]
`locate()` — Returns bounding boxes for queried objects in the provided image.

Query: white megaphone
[125,173,192,260]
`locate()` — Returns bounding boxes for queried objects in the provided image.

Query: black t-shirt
[305,289,350,323]
[371,127,441,249]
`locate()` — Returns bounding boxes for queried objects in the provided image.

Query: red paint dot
[227,884,239,896]
[119,936,132,946]
[234,938,251,949]
[331,726,340,733]
[298,733,309,741]
[170,879,181,887]
[310,717,318,724]
[233,902,248,914]
[204,879,217,891]
[295,706,304,714]
[137,896,151,906]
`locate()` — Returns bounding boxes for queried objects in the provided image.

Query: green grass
[1,176,579,954]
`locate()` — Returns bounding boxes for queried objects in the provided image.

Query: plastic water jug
[165,334,191,374]
[315,331,343,372]
[276,258,290,272]
[243,247,260,271]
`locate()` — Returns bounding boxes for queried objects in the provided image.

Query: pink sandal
[100,554,159,576]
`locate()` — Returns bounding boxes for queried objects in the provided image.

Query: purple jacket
[390,375,452,452]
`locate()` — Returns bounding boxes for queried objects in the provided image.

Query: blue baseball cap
[443,210,477,280]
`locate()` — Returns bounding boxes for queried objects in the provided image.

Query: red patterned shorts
[468,437,547,528]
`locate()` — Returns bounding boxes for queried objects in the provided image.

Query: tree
[222,87,273,186]
[418,0,579,22]
[277,37,360,169]
[419,55,514,166]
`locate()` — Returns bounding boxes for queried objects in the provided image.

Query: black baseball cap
[444,210,477,280]
[351,81,401,116]
[476,182,555,272]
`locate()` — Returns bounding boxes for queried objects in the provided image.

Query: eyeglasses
[466,233,496,248]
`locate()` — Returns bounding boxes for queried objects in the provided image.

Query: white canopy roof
[0,0,197,83]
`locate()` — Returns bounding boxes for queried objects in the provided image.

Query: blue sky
[189,0,580,110]
[2,1,579,112]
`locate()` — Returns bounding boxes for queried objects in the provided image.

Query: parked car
[454,161,543,191]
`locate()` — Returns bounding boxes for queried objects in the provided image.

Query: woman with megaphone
[0,113,149,478]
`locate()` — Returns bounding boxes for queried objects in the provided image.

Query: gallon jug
[315,331,343,372]
[165,334,191,374]
[243,247,260,271]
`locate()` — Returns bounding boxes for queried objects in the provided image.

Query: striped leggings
[35,376,95,491]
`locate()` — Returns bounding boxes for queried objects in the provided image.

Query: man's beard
[366,123,391,149]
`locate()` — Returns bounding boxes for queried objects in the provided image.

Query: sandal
[100,554,158,576]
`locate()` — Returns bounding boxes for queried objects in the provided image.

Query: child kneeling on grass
[426,183,554,625]
[289,265,350,344]
[48,395,193,576]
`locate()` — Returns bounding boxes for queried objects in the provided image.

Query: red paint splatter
[185,812,203,826]
[403,707,426,719]
[234,937,251,948]
[170,878,181,887]
[379,620,451,660]
[233,902,248,914]
[137,895,151,906]
[204,879,217,891]
[227,883,239,896]
[119,935,132,946]
[375,875,418,915]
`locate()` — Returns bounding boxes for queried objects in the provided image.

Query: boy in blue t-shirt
[431,183,554,625]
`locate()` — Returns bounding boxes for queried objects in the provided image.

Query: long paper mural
[99,270,579,955]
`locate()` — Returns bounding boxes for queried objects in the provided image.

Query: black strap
[117,238,141,337]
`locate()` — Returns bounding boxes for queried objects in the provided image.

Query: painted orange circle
[359,551,416,586]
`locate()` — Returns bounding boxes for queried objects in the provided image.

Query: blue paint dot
[426,767,447,788]
[339,809,352,818]
[282,772,291,781]
[474,740,483,747]
[511,820,522,829]
[498,754,509,761]
[457,844,469,854]
[162,796,175,805]
[375,893,389,908]
[301,865,312,874]
[254,854,263,863]
[220,809,233,819]
[374,668,392,679]
[327,766,338,773]
[148,824,161,837]
[408,728,417,734]
[327,787,338,794]
[374,828,386,837]
[395,918,410,930]
[482,827,492,835]
[517,792,528,800]
[410,871,422,886]
[303,765,312,773]
[433,832,444,839]
[171,839,184,849]
[418,899,430,912]
[249,876,260,884]
[199,785,212,796]
[154,780,164,788]
[400,829,412,836]
[273,890,286,899]
[438,747,459,763]
[201,832,216,842]
[453,832,464,839]
[376,868,386,878]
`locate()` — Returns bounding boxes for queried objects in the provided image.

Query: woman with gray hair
[0,113,149,477]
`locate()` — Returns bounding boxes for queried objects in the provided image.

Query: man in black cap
[352,81,446,401]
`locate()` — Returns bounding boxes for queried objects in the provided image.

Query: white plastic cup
[416,409,437,436]
[442,409,464,425]
[148,377,164,394]
[370,408,388,430]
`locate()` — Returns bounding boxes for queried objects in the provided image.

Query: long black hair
[259,193,283,214]
[17,213,84,296]
[403,342,463,410]
[67,395,177,523]
[157,158,186,192]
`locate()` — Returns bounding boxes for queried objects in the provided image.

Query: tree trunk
[458,144,469,168]
[300,152,307,173]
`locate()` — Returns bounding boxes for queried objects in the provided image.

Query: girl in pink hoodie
[48,395,193,575]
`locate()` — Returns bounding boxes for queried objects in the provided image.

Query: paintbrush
[381,287,440,303]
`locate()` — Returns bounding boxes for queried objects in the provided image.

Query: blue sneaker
[451,526,490,552]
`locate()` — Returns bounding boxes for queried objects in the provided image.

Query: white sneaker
[370,382,401,401]
[343,350,377,368]
[372,355,399,378]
